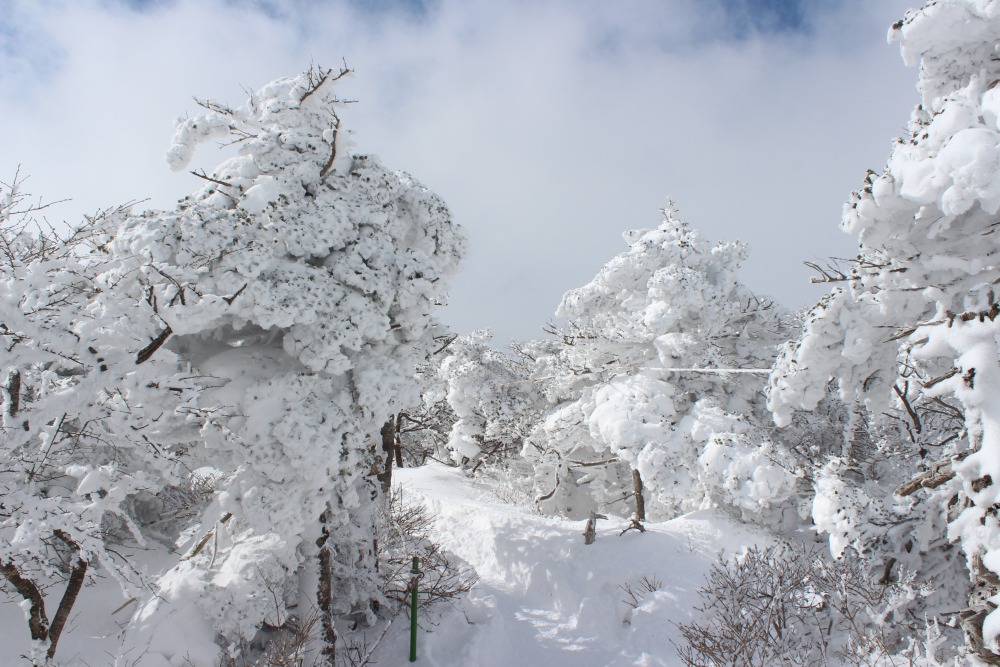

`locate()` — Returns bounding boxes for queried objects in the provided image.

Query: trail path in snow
[372,464,768,667]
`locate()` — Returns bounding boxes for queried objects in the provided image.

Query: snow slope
[372,464,771,667]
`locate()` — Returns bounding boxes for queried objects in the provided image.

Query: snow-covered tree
[109,65,465,662]
[0,174,204,663]
[525,203,797,528]
[768,2,1000,660]
[435,331,540,471]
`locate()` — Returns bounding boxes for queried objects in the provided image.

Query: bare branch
[189,169,234,189]
[136,325,173,365]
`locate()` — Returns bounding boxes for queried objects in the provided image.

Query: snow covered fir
[10,0,1000,665]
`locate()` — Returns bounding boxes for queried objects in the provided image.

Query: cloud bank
[1,0,918,342]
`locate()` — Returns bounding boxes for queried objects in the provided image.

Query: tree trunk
[316,509,336,666]
[47,531,88,661]
[0,530,90,663]
[632,467,646,523]
[0,562,49,642]
[136,325,173,364]
[583,512,598,545]
[394,413,404,468]
[6,369,21,417]
[377,417,396,493]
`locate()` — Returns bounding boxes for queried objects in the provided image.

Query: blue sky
[116,0,812,34]
[721,0,807,33]
[1,0,919,343]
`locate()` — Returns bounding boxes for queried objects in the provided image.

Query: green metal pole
[409,556,419,662]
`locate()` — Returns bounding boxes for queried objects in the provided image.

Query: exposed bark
[183,512,232,561]
[377,417,396,493]
[893,382,922,436]
[316,509,336,666]
[0,561,49,642]
[961,552,1000,665]
[617,468,647,536]
[189,169,234,189]
[568,457,619,468]
[46,530,88,661]
[583,511,605,545]
[923,367,959,390]
[6,369,20,416]
[632,467,646,523]
[0,530,89,662]
[895,450,972,497]
[136,325,173,365]
[394,413,404,468]
[319,122,341,180]
[535,469,560,504]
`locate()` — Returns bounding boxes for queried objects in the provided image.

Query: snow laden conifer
[768,2,1000,660]
[114,66,465,662]
[525,203,797,529]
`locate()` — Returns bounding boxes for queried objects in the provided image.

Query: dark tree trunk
[394,413,404,468]
[377,417,396,493]
[0,561,49,642]
[0,530,90,663]
[632,467,646,523]
[136,325,173,364]
[316,509,336,666]
[47,531,88,661]
[583,512,598,545]
[6,369,21,417]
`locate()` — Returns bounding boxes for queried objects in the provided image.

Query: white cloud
[1,0,919,342]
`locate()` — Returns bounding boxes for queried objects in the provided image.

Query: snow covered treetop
[115,66,466,377]
[771,0,1000,425]
[166,65,357,187]
[891,0,1000,107]
[557,203,752,352]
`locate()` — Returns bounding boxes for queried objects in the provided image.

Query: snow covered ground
[0,462,768,666]
[370,464,770,667]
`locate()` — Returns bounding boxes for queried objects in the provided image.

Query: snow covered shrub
[387,331,541,476]
[0,174,204,663]
[221,611,321,667]
[375,486,477,613]
[114,65,466,662]
[618,573,664,611]
[524,203,797,527]
[767,1,1000,659]
[473,458,540,512]
[394,353,458,467]
[676,544,918,667]
[436,331,541,471]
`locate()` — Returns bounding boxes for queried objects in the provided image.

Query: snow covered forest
[7,0,1000,665]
